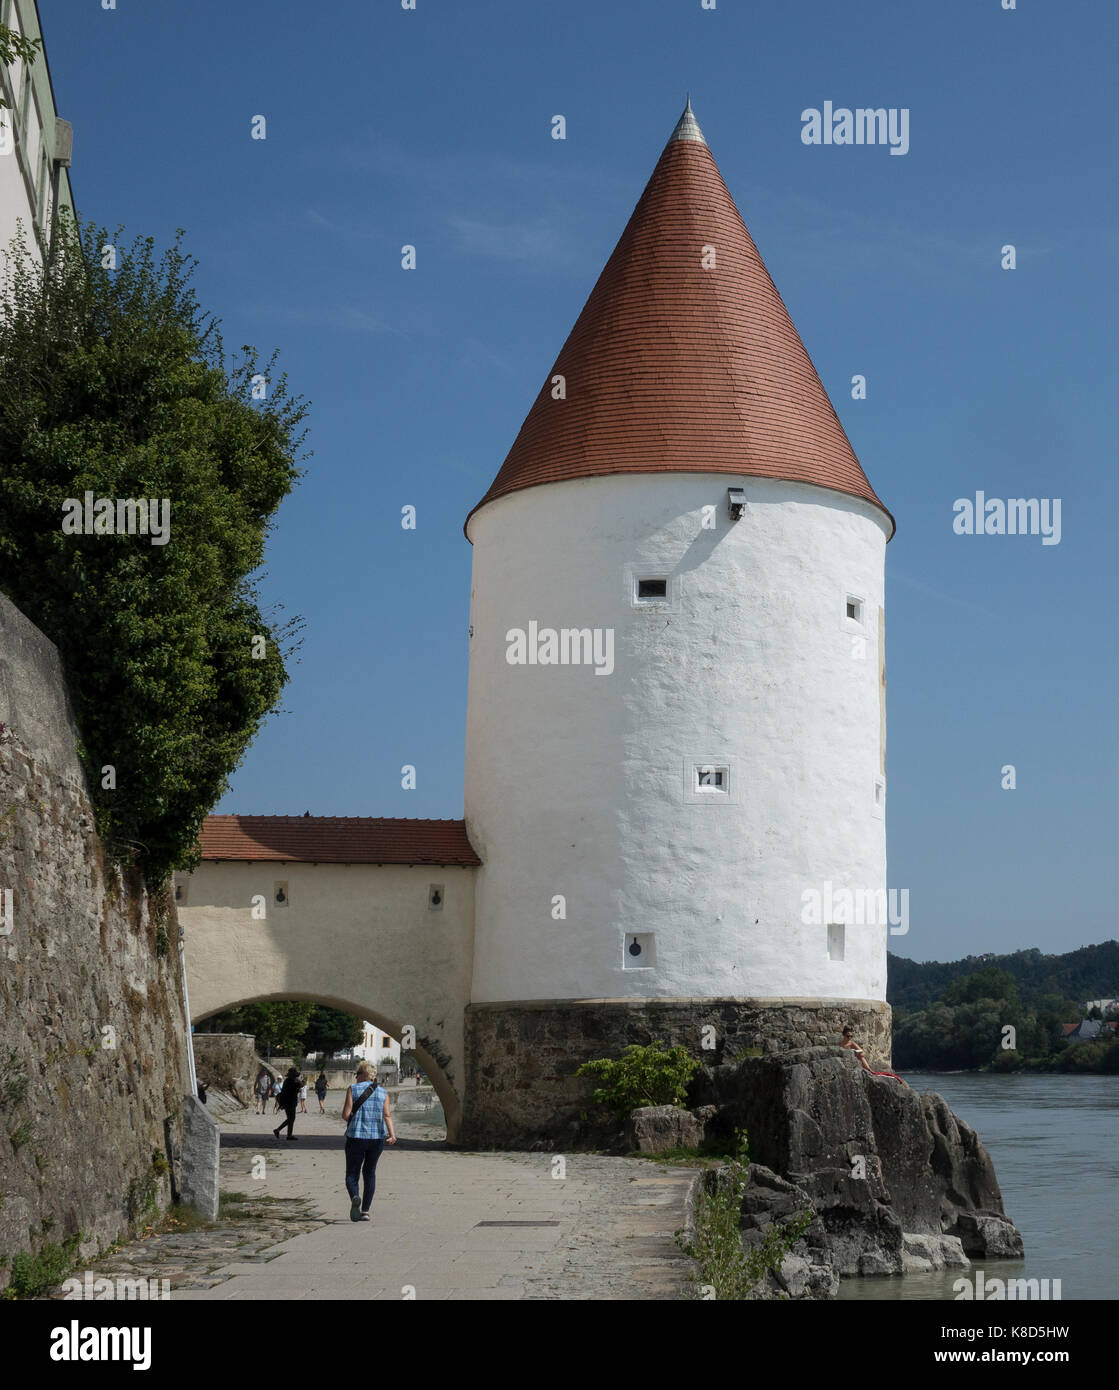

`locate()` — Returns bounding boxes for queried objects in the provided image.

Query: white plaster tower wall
[464,472,889,1008]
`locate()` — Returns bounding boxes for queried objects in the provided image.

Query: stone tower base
[460,996,891,1149]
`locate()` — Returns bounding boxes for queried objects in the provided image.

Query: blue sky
[41,0,1118,965]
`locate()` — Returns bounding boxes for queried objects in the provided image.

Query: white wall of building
[0,0,73,272]
[464,472,890,1006]
[349,1023,402,1069]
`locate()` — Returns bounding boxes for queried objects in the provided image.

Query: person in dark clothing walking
[273,1067,302,1141]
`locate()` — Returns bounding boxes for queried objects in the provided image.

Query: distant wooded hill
[888,942,1119,1014]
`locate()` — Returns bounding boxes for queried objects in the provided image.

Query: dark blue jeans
[345,1138,385,1211]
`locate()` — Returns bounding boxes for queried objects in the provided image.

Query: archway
[192,991,462,1142]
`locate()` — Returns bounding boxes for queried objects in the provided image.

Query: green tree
[0,218,308,883]
[943,967,1020,1010]
[0,23,41,109]
[199,1002,313,1058]
[302,1006,363,1058]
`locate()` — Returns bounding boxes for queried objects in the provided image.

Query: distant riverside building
[344,1024,402,1073]
[180,103,895,1147]
[0,0,74,268]
[1063,1020,1118,1045]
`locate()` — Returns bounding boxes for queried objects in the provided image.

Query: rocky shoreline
[631,1046,1023,1298]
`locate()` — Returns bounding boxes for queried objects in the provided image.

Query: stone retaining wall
[461,996,891,1148]
[191,1033,257,1105]
[0,592,192,1271]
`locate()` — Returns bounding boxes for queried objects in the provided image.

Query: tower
[461,104,895,1146]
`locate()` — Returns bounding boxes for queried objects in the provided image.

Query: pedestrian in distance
[341,1061,396,1222]
[299,1078,308,1114]
[254,1068,272,1115]
[273,1067,302,1141]
[272,1076,283,1113]
[315,1070,329,1114]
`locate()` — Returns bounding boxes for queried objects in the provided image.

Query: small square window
[623,932,656,968]
[684,757,737,804]
[845,595,864,626]
[695,765,729,793]
[636,578,668,601]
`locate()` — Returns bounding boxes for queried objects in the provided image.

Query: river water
[835,1072,1118,1301]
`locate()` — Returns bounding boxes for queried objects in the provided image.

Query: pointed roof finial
[670,94,705,145]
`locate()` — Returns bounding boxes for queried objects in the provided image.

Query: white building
[347,1023,402,1071]
[181,103,895,1146]
[0,0,73,271]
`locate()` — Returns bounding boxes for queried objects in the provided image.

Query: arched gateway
[178,816,479,1142]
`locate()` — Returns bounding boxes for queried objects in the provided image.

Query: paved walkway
[166,1107,698,1301]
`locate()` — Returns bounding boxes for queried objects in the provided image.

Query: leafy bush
[1057,1040,1118,1073]
[3,1233,81,1298]
[576,1042,700,1117]
[989,1049,1022,1072]
[0,217,307,883]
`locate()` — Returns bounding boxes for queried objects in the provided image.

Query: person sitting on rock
[841,1026,907,1085]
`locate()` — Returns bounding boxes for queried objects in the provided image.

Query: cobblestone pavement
[70,1107,700,1301]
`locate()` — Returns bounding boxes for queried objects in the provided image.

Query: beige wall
[178,861,475,1141]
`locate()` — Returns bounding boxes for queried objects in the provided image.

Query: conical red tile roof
[467,104,893,537]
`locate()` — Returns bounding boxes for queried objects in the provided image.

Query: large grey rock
[180,1094,220,1221]
[955,1212,1024,1259]
[902,1232,970,1272]
[734,1164,837,1299]
[625,1105,704,1152]
[689,1046,1023,1282]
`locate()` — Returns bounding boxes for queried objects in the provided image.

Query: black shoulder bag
[347,1084,375,1123]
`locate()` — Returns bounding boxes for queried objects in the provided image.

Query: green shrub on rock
[676,1130,811,1300]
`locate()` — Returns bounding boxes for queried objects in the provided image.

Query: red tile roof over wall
[467,103,893,536]
[198,816,481,866]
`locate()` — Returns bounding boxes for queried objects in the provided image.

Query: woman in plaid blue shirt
[342,1061,396,1221]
